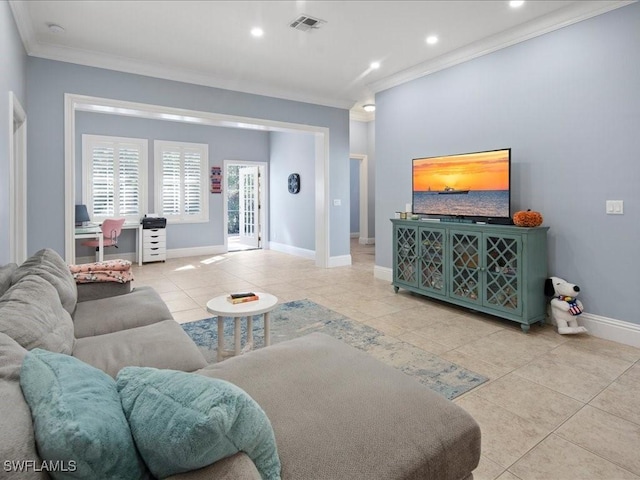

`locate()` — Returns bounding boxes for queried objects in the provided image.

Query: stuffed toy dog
[544,276,588,335]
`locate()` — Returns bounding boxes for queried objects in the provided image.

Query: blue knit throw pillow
[116,366,281,480]
[19,349,148,480]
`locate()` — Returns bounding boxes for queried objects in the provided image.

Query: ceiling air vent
[289,14,326,32]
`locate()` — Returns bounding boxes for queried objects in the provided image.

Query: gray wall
[349,119,376,239]
[376,3,640,324]
[26,57,350,260]
[269,131,315,251]
[350,120,368,154]
[0,0,27,264]
[367,120,376,240]
[75,112,270,257]
[350,159,360,234]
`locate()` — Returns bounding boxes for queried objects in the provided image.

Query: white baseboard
[374,265,393,282]
[167,245,226,259]
[359,237,375,245]
[268,241,315,260]
[269,242,351,267]
[328,254,352,268]
[350,232,359,238]
[373,266,640,348]
[578,313,640,349]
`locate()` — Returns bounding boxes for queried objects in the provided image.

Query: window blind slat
[119,147,141,215]
[92,146,115,216]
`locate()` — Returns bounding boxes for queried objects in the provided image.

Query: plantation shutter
[82,135,147,222]
[91,145,115,217]
[184,149,202,216]
[156,141,208,222]
[162,149,181,215]
[118,146,141,216]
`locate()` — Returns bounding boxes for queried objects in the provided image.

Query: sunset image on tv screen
[412,149,510,217]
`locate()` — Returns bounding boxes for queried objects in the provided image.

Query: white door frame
[9,92,27,264]
[223,160,268,251]
[350,154,371,245]
[63,94,328,267]
[238,166,259,248]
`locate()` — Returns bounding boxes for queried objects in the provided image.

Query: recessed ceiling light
[47,23,65,34]
[509,1,525,8]
[426,35,439,45]
[363,104,376,113]
[251,27,264,37]
[370,62,380,70]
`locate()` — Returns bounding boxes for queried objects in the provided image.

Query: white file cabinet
[142,227,166,263]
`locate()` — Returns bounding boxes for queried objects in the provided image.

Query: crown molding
[11,0,633,110]
[8,0,35,53]
[349,110,375,123]
[30,42,355,110]
[369,1,635,95]
[9,0,353,111]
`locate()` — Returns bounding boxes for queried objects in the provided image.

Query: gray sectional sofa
[0,249,481,480]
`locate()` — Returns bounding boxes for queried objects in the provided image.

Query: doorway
[349,154,370,245]
[224,160,268,252]
[350,154,374,268]
[65,95,329,267]
[9,92,27,264]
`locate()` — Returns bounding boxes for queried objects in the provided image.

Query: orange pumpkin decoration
[513,209,543,227]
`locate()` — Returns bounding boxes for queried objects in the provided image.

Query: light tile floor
[132,240,640,480]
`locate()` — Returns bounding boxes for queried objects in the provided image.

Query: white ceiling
[9,0,632,118]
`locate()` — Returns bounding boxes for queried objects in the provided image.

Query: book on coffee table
[227,292,260,304]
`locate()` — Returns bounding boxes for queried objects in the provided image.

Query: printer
[141,215,167,229]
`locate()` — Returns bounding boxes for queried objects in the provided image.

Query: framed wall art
[210,166,222,194]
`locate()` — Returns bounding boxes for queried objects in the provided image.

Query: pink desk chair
[81,218,126,261]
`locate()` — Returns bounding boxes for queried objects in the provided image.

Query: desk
[75,223,141,265]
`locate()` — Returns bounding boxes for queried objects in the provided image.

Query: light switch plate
[606,200,624,214]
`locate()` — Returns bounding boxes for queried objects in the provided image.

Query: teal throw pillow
[19,349,149,480]
[116,367,281,480]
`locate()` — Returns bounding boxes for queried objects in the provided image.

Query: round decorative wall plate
[288,173,300,194]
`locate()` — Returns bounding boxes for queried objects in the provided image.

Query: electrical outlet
[606,200,624,215]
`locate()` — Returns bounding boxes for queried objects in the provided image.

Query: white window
[154,140,209,223]
[82,135,148,222]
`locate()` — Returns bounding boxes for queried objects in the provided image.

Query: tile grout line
[134,246,640,478]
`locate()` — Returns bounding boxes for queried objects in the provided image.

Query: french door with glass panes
[238,166,260,248]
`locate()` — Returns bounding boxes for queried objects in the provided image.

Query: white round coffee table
[206,292,278,362]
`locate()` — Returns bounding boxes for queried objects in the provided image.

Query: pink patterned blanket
[69,259,134,284]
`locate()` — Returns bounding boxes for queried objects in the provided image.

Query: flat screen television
[412,148,511,222]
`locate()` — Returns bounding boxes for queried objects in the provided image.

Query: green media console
[391,219,549,332]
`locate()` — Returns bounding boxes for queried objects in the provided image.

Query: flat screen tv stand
[391,219,549,332]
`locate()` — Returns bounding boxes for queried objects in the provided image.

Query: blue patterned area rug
[181,299,488,400]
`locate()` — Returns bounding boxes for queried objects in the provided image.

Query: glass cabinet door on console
[418,227,447,297]
[484,234,522,316]
[449,230,482,306]
[393,224,419,288]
